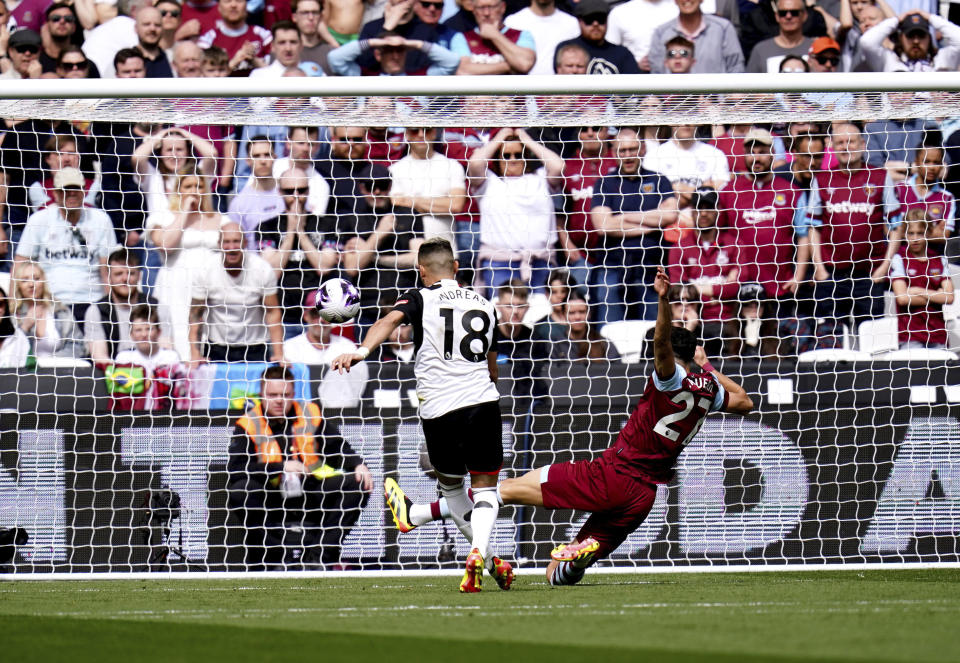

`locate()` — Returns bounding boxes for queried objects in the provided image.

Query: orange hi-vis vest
[236,400,322,468]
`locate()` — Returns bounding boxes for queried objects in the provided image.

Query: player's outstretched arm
[694,346,754,415]
[652,267,676,381]
[331,310,406,373]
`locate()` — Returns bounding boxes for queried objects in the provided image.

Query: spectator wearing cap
[649,0,743,74]
[591,127,678,323]
[808,35,841,70]
[253,167,341,338]
[860,9,960,71]
[791,37,859,112]
[554,0,640,74]
[745,0,815,73]
[15,168,117,320]
[341,162,423,329]
[283,290,370,408]
[327,31,460,76]
[667,188,738,358]
[450,0,536,74]
[503,0,579,76]
[0,28,42,78]
[661,34,696,73]
[389,127,466,251]
[718,128,809,357]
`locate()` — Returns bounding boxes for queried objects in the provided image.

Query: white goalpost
[1,73,960,578]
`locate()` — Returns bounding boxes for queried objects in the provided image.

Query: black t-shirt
[345,201,423,306]
[255,214,341,323]
[0,119,54,227]
[316,158,368,217]
[555,36,641,75]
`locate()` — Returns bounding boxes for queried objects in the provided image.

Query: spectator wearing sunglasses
[503,0,579,76]
[649,0,743,73]
[54,45,96,78]
[0,28,42,79]
[154,0,183,53]
[661,33,696,73]
[554,0,639,74]
[740,0,828,60]
[254,168,341,339]
[746,0,815,72]
[39,3,85,75]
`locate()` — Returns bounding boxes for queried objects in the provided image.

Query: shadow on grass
[2,614,858,663]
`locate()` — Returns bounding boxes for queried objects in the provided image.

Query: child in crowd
[202,46,230,77]
[108,305,182,410]
[890,209,955,350]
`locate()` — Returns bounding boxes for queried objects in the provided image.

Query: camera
[144,486,181,525]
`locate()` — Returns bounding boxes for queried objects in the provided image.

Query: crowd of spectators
[0,0,958,387]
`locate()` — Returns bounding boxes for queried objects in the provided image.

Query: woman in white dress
[147,171,226,358]
[10,260,85,360]
[467,128,564,298]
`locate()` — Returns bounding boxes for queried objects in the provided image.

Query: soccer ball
[315,278,361,323]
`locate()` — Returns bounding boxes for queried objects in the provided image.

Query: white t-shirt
[477,169,557,251]
[272,158,331,216]
[283,332,370,408]
[81,15,138,77]
[0,328,29,368]
[17,206,118,304]
[389,152,466,249]
[643,140,731,190]
[504,7,580,75]
[607,0,679,62]
[192,253,278,346]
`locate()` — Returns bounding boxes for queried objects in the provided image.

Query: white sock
[439,479,474,542]
[470,487,499,559]
[408,503,434,527]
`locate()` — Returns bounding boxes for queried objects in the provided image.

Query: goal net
[2,74,960,575]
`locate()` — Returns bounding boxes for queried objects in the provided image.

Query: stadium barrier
[2,360,958,573]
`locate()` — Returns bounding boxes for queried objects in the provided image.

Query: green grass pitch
[2,568,958,663]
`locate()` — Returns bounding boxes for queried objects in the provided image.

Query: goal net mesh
[2,82,960,574]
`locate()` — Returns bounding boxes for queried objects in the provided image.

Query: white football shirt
[394,279,500,419]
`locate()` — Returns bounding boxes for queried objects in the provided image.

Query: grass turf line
[1,568,957,663]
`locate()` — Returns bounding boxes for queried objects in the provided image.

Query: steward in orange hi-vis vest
[227,398,370,569]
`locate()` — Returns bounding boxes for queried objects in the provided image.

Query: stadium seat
[797,349,872,363]
[858,318,898,355]
[877,348,959,361]
[599,320,656,364]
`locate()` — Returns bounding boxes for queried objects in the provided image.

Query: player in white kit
[332,238,513,592]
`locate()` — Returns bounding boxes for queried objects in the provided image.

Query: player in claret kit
[332,237,513,593]
[384,267,754,586]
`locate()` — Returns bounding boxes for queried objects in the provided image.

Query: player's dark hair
[417,238,456,274]
[262,365,295,384]
[671,327,697,363]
